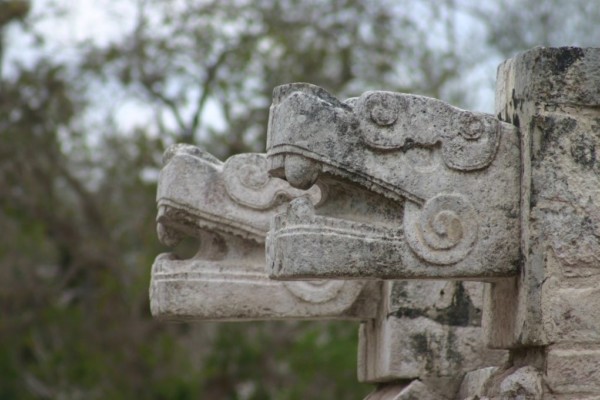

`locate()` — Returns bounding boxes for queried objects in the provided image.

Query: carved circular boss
[404,193,478,265]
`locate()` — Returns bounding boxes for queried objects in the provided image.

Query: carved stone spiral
[404,193,477,265]
[224,153,319,210]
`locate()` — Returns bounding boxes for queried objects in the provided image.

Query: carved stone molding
[151,144,379,321]
[266,83,520,280]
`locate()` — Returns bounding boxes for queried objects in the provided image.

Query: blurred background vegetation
[1,0,598,398]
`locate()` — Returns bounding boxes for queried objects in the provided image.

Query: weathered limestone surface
[358,281,506,383]
[149,144,505,398]
[473,365,544,400]
[265,83,520,280]
[261,82,513,396]
[546,345,600,394]
[485,47,600,348]
[150,145,505,395]
[482,47,600,398]
[364,380,444,400]
[151,144,379,321]
[457,366,498,399]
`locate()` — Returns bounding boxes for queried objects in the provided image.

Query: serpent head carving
[266,84,520,280]
[151,144,377,321]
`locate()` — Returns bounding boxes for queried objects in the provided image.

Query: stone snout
[266,83,521,281]
[150,144,379,321]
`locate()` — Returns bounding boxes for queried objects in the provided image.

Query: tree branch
[186,46,235,143]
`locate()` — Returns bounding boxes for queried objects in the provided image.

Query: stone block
[546,345,600,394]
[457,367,498,399]
[476,365,544,400]
[364,380,444,400]
[543,276,600,343]
[358,281,506,383]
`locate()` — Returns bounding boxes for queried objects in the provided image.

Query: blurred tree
[2,0,597,399]
[467,0,600,57]
[83,0,473,158]
[0,3,205,399]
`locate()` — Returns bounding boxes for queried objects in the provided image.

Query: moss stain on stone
[552,47,584,74]
[391,283,482,327]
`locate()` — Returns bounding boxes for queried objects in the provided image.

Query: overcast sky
[4,0,511,143]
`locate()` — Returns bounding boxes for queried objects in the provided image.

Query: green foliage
[197,321,370,399]
[82,0,473,158]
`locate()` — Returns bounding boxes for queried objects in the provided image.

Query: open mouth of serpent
[152,198,367,311]
[153,200,266,282]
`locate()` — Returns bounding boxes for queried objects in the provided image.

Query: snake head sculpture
[151,144,378,321]
[266,83,520,281]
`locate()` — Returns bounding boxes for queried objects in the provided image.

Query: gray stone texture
[484,47,600,397]
[364,380,444,400]
[457,367,498,399]
[150,145,504,393]
[486,47,600,350]
[546,345,600,394]
[478,365,544,400]
[265,83,520,280]
[358,281,506,383]
[262,76,514,397]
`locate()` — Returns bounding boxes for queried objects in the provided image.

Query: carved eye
[240,164,269,189]
[365,92,402,126]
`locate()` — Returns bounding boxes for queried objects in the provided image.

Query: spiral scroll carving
[224,153,319,210]
[404,193,477,265]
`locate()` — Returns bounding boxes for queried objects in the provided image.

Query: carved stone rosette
[266,83,520,280]
[150,144,379,321]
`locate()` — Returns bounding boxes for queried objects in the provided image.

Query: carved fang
[156,204,185,247]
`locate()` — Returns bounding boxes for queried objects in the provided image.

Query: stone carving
[404,193,478,265]
[266,83,520,280]
[149,144,506,398]
[151,144,379,321]
[356,90,500,170]
[147,46,600,399]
